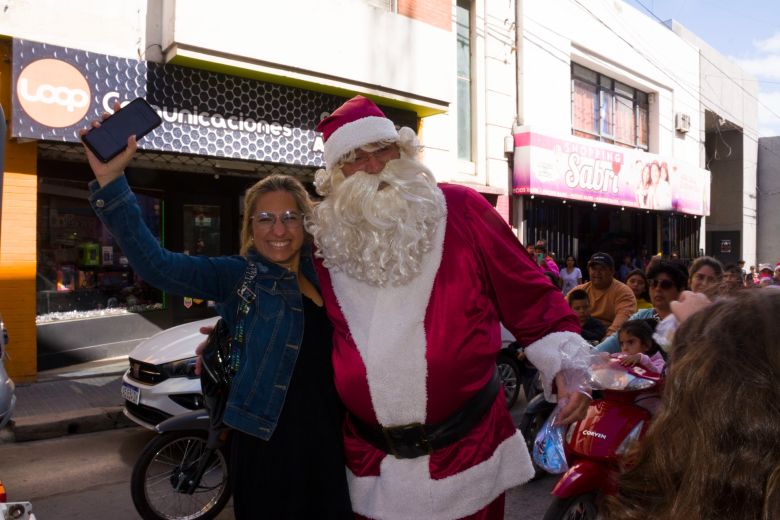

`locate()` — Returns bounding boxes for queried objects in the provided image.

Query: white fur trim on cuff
[324,116,399,167]
[347,430,534,520]
[523,331,592,402]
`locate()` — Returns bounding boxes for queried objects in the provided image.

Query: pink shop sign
[512,130,711,216]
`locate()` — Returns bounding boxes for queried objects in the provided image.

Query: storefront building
[8,37,422,372]
[2,0,516,380]
[513,126,709,265]
[511,1,754,268]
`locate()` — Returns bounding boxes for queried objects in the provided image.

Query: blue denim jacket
[89,176,317,440]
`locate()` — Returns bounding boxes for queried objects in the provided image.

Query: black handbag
[200,318,233,427]
[199,262,257,428]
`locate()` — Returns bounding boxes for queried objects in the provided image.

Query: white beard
[309,157,446,287]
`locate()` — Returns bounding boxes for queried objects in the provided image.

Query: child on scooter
[613,319,665,415]
[614,319,665,375]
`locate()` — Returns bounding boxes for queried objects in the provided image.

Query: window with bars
[571,63,649,150]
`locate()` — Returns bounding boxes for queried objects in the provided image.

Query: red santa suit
[315,183,585,520]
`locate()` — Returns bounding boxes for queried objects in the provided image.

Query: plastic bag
[653,314,679,353]
[532,397,569,474]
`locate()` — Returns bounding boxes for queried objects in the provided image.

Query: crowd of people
[532,247,780,351]
[82,95,777,519]
[529,249,779,518]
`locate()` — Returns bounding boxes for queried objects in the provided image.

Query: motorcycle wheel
[542,493,599,520]
[497,351,522,409]
[517,399,554,481]
[131,430,231,520]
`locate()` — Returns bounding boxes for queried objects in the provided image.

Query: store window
[571,63,649,150]
[36,178,164,321]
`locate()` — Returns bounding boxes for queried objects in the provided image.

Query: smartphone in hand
[82,98,162,163]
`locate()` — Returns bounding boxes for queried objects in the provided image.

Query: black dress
[230,296,353,519]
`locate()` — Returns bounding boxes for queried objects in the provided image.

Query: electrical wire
[573,0,780,170]
[628,0,780,123]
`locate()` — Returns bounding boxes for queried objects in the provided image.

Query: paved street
[0,426,557,519]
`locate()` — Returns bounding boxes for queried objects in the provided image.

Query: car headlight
[160,357,198,379]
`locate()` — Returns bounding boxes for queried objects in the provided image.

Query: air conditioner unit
[675,112,691,133]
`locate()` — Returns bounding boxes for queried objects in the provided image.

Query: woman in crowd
[82,116,352,518]
[604,289,780,519]
[688,256,724,295]
[625,268,652,309]
[560,255,583,295]
[595,260,687,354]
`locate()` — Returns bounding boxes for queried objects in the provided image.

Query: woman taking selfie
[81,113,351,518]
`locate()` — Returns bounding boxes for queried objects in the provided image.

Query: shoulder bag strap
[229,261,258,374]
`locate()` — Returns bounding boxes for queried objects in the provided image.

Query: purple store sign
[512,129,710,216]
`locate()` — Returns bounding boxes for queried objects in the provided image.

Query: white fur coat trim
[329,205,446,425]
[347,430,534,520]
[523,331,593,401]
[323,115,400,167]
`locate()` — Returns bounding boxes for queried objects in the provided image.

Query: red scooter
[542,357,662,520]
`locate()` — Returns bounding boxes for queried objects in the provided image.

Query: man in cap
[308,95,592,519]
[567,252,637,337]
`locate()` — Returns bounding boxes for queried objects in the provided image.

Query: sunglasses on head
[649,278,675,290]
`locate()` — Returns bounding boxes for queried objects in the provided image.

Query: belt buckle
[381,422,432,459]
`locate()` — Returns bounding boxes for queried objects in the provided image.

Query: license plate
[121,382,140,405]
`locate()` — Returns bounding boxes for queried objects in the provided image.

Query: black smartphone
[82,98,162,163]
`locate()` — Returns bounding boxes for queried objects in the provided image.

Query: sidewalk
[0,357,135,443]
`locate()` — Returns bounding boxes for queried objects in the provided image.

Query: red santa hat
[316,95,399,168]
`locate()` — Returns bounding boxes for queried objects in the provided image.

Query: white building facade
[0,0,759,378]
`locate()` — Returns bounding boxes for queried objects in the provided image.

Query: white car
[121,317,218,429]
[122,317,526,430]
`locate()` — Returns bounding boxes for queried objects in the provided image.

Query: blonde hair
[239,174,313,256]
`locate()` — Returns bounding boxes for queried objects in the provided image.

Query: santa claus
[308,96,592,520]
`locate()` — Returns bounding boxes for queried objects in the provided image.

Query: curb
[4,406,134,443]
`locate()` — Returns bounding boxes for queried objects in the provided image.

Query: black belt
[350,370,500,459]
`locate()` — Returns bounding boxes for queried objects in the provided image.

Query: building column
[1,39,39,382]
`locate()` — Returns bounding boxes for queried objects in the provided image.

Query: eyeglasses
[251,210,303,229]
[648,278,675,290]
[347,145,398,169]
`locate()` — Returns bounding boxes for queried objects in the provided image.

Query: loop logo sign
[16,59,91,128]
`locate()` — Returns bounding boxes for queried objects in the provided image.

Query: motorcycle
[130,409,232,520]
[0,314,37,520]
[542,357,662,520]
[499,339,545,410]
[518,388,556,480]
